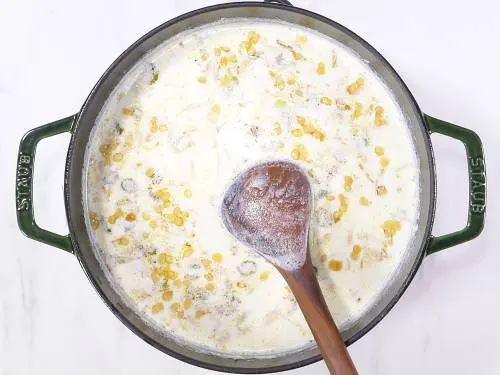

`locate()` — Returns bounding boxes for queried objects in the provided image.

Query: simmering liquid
[85,19,419,355]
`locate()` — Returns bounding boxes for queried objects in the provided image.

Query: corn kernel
[292,50,303,60]
[212,252,223,263]
[347,78,365,95]
[375,146,385,156]
[328,259,343,271]
[107,208,123,224]
[320,96,333,106]
[164,270,178,280]
[296,115,325,141]
[241,31,260,56]
[152,302,164,314]
[184,188,192,198]
[122,107,134,116]
[182,243,194,258]
[296,34,308,44]
[333,194,349,223]
[332,211,342,223]
[352,102,363,119]
[195,310,206,319]
[170,302,181,312]
[113,236,129,246]
[162,290,173,301]
[291,144,309,161]
[351,245,362,260]
[292,128,303,137]
[145,168,155,178]
[150,116,159,133]
[383,220,401,237]
[173,279,182,288]
[220,73,238,88]
[90,212,100,230]
[104,132,118,153]
[359,196,371,206]
[274,78,285,91]
[248,31,260,44]
[380,157,390,168]
[344,176,353,192]
[183,300,192,310]
[201,259,212,269]
[176,215,185,225]
[260,272,269,281]
[211,104,221,114]
[296,115,306,126]
[112,153,124,162]
[220,56,229,67]
[204,273,214,281]
[375,106,386,126]
[316,62,326,75]
[206,283,216,292]
[214,46,231,56]
[125,213,136,222]
[158,253,174,265]
[151,269,160,284]
[274,123,282,135]
[197,76,207,84]
[312,130,325,141]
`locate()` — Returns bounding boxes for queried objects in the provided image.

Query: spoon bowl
[221,161,311,271]
[221,161,358,375]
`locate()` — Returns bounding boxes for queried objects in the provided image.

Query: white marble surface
[1,0,499,373]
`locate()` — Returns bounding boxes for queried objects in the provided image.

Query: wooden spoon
[221,161,358,375]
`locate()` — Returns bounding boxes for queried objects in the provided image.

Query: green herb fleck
[115,123,124,135]
[150,72,159,85]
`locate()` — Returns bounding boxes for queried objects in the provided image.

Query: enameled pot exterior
[15,1,486,373]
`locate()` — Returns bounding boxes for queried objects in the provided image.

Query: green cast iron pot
[15,0,487,373]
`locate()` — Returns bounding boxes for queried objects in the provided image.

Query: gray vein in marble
[2,302,8,346]
[17,258,36,347]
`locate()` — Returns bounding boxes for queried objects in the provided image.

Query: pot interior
[66,2,435,373]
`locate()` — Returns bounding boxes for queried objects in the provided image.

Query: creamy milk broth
[85,19,419,354]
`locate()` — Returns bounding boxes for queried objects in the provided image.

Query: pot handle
[16,115,77,254]
[263,0,293,6]
[425,114,486,255]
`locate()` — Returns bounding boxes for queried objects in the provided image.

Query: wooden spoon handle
[282,256,358,375]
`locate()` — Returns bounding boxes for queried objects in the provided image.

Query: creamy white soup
[85,19,419,355]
